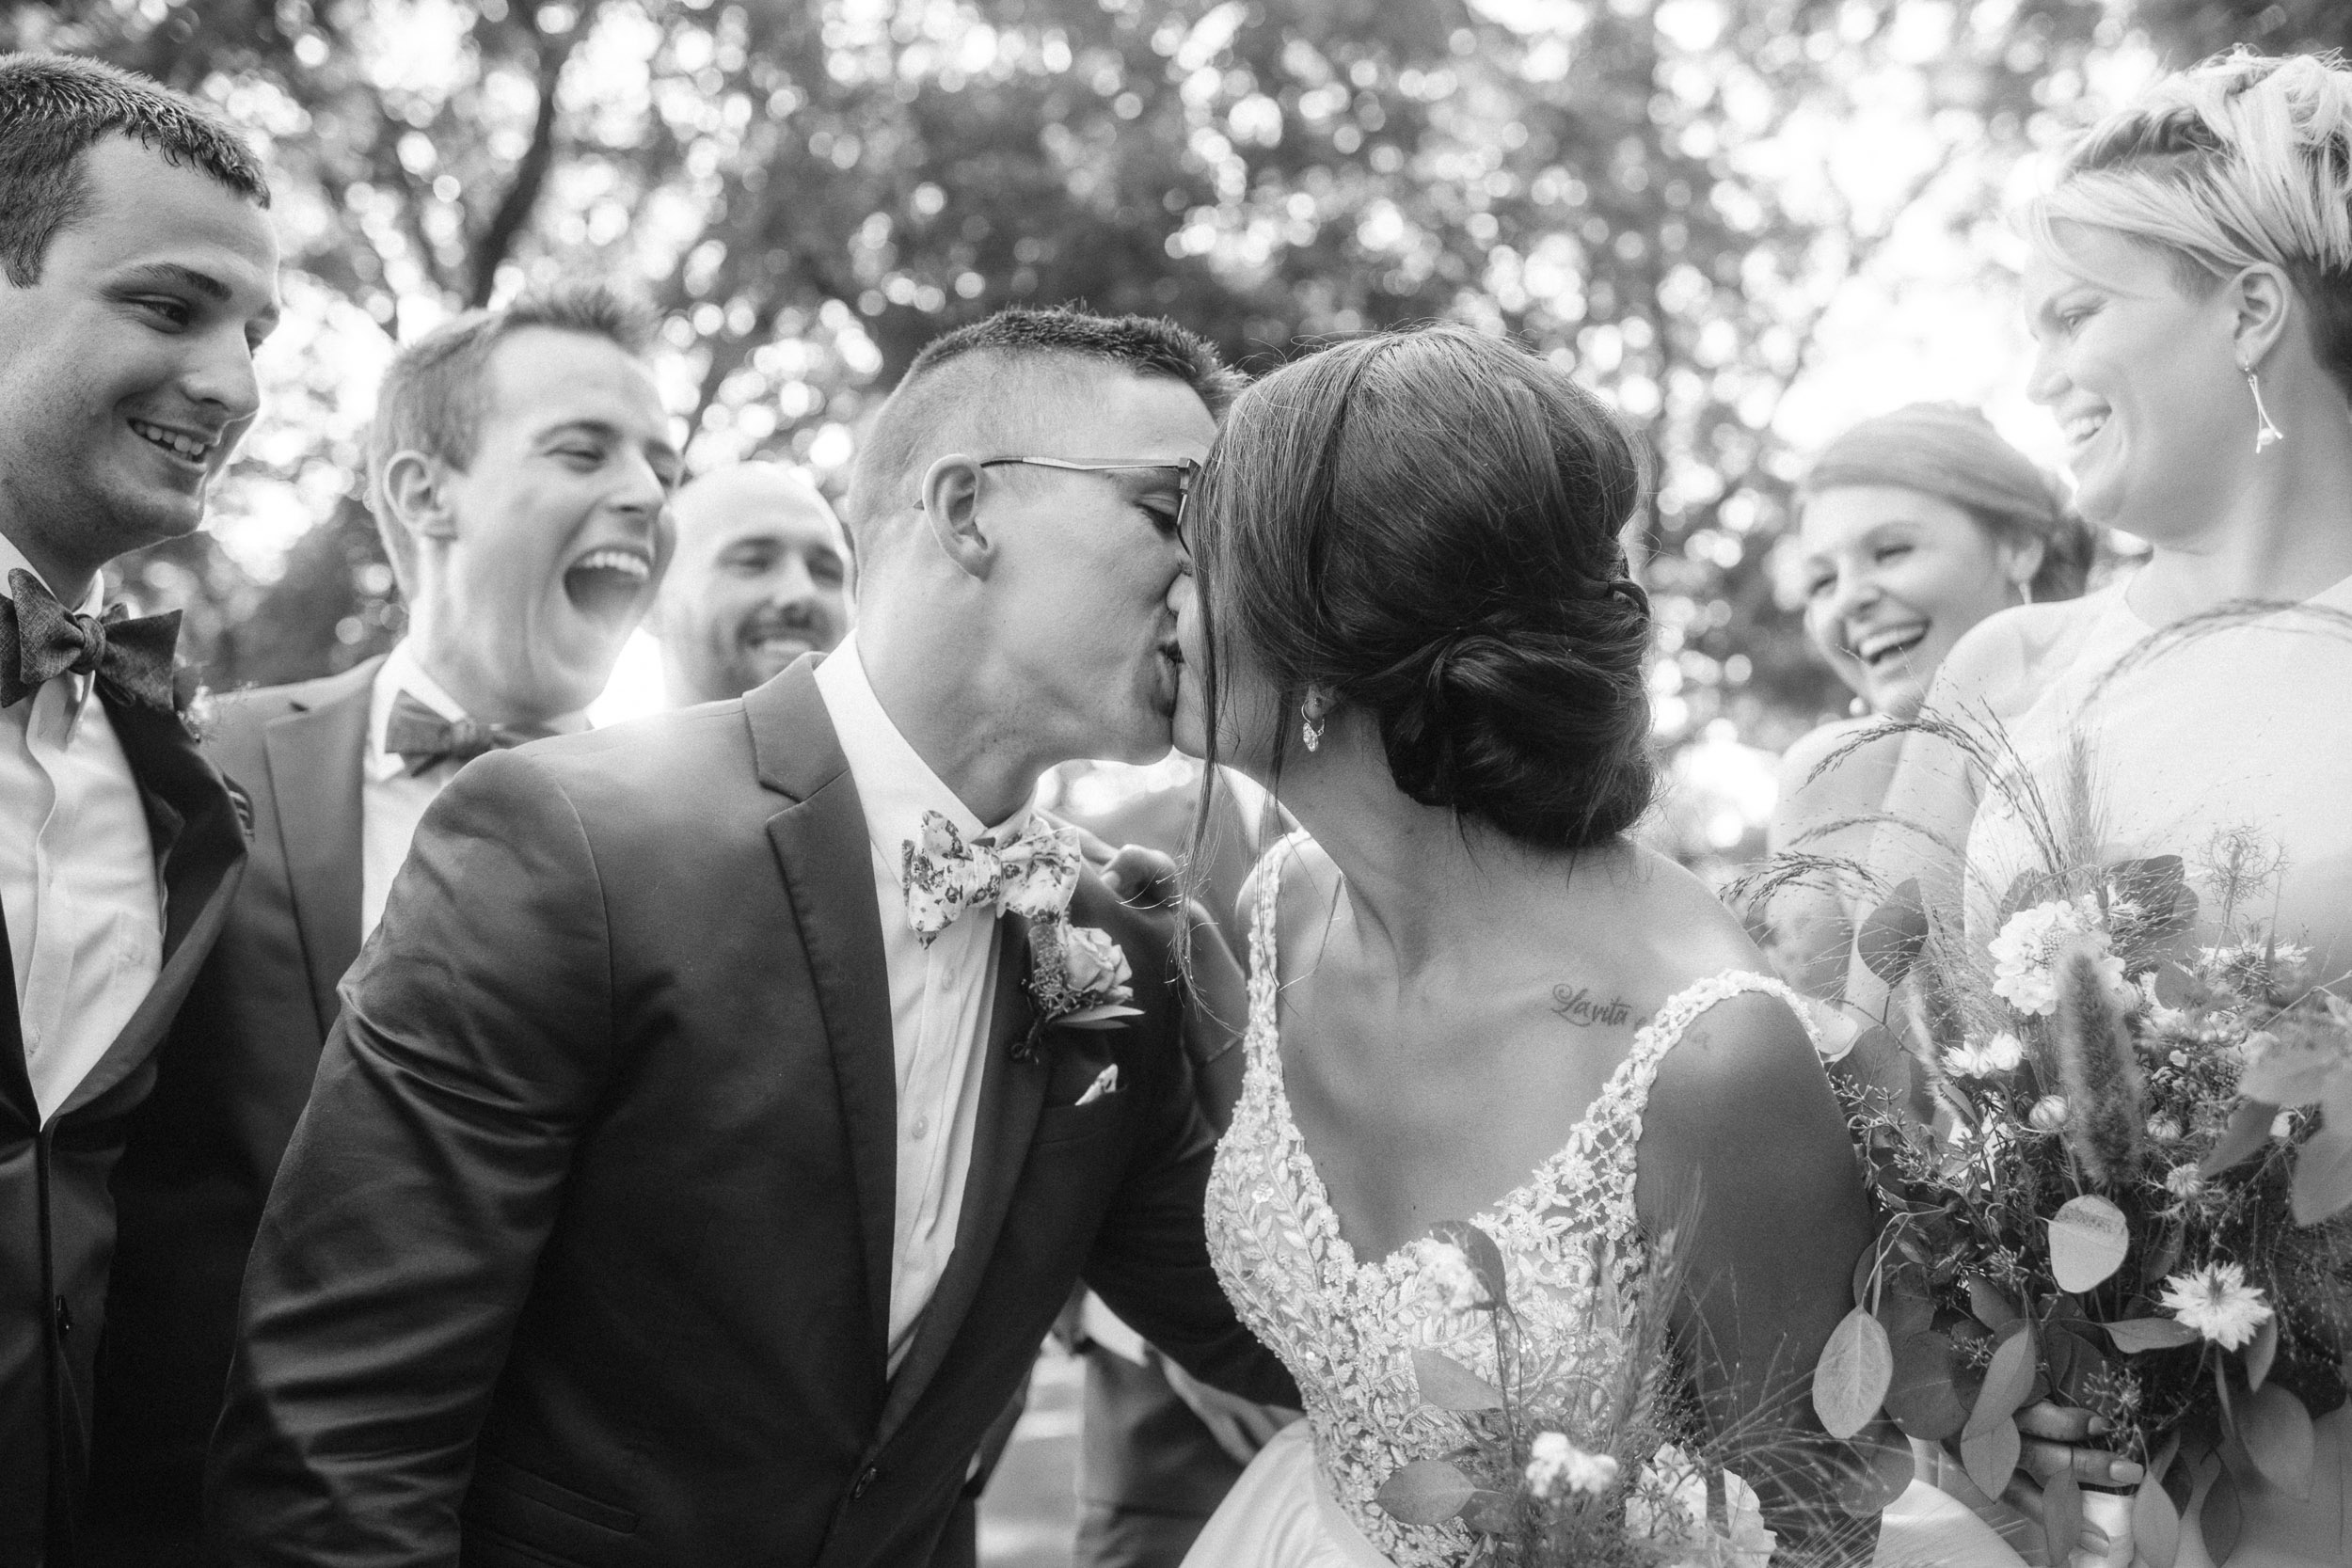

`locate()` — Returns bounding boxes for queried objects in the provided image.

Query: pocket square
[1073,1064,1120,1105]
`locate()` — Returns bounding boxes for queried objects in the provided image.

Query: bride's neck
[1277,741,1582,974]
[2129,427,2352,623]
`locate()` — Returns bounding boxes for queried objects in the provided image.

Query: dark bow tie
[384,689,556,776]
[0,567,181,711]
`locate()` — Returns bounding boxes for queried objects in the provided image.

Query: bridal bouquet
[1374,1221,1849,1567]
[1815,837,2352,1568]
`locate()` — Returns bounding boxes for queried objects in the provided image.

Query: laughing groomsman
[0,55,277,1568]
[655,462,852,706]
[86,283,679,1565]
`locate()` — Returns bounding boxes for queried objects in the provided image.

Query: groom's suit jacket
[207,659,1295,1568]
[85,657,382,1556]
[0,689,248,1568]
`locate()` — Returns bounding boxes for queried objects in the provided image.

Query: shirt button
[912,1115,930,1140]
[850,1463,880,1500]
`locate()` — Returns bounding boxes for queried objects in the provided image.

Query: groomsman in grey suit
[0,54,277,1568]
[86,283,678,1564]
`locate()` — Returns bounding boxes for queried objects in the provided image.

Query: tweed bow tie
[383,689,555,775]
[900,810,1083,945]
[0,568,180,711]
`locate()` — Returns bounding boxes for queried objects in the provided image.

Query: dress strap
[1241,832,1310,1070]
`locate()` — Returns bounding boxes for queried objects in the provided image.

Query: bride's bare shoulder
[1932,593,2116,719]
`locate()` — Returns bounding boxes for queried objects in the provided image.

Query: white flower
[1988,896,2119,1016]
[2158,1262,2274,1351]
[1945,1032,2027,1078]
[1406,1239,1485,1317]
[2028,1095,2070,1132]
[1059,924,1133,1001]
[1525,1431,1618,1499]
[1631,1446,1773,1568]
[2272,1109,2297,1139]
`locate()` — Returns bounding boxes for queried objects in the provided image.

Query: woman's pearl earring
[1300,705,1326,752]
[2242,360,2285,453]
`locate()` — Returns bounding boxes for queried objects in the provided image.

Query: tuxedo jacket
[0,689,248,1568]
[87,657,382,1551]
[206,659,1295,1567]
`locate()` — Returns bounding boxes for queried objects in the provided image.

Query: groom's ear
[917,453,993,580]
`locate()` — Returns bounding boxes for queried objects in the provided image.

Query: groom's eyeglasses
[977,456,1200,549]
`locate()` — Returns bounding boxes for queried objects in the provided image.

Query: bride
[1165,325,2017,1566]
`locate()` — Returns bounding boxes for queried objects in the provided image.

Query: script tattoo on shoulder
[1550,984,1634,1028]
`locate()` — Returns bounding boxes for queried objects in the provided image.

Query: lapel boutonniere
[1015,913,1141,1063]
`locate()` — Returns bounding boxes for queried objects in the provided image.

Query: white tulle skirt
[1181,1422,2028,1568]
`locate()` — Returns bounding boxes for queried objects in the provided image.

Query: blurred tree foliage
[2136,0,2349,63]
[9,0,2134,760]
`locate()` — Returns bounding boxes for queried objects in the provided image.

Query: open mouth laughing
[2060,405,2109,455]
[1850,623,1928,674]
[563,545,655,627]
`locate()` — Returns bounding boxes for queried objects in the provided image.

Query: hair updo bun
[1188,325,1656,849]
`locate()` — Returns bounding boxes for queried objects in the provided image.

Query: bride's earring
[1300,704,1326,752]
[2242,360,2285,453]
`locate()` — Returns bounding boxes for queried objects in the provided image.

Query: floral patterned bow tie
[0,568,181,711]
[899,810,1083,944]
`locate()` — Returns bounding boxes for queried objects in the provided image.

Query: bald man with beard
[656,463,852,705]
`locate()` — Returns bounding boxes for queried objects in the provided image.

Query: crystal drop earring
[1300,706,1326,752]
[2243,361,2285,453]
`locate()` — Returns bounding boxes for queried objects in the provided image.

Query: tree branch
[468,3,599,307]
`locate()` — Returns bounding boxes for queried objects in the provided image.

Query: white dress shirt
[361,642,589,939]
[815,636,1015,1374]
[0,536,165,1121]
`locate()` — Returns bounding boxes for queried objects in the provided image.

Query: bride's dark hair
[1190,325,1655,848]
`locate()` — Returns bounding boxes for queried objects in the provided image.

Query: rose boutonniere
[1016,914,1140,1063]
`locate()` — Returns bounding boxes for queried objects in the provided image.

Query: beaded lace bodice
[1203,840,1813,1565]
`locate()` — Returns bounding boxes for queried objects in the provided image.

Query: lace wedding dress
[1182,842,2024,1568]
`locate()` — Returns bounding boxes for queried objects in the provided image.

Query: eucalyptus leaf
[2103,1317,2202,1354]
[2200,1100,2280,1179]
[2201,1467,2244,1565]
[1964,1323,2037,1437]
[1374,1457,1477,1525]
[2289,1127,2352,1225]
[1411,1347,1504,1413]
[1458,1489,1518,1534]
[2040,1468,2083,1565]
[2246,1315,2280,1391]
[1425,1219,1508,1309]
[1857,880,1929,987]
[1965,1275,2022,1330]
[2239,1384,2315,1499]
[2048,1196,2130,1293]
[2239,1032,2349,1108]
[1960,1415,2021,1499]
[1885,1331,1967,1442]
[2133,1465,2183,1568]
[1813,1307,1895,1440]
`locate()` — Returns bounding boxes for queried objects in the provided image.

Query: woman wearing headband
[1867,53,2352,1566]
[1766,404,2092,1003]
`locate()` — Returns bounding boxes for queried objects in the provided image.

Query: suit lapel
[0,907,33,1131]
[54,694,249,1120]
[263,658,375,1036]
[750,662,898,1382]
[872,910,1045,1448]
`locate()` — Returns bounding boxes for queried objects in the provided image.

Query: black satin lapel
[55,698,249,1120]
[767,770,898,1380]
[872,912,1043,1448]
[0,907,32,1130]
[264,684,370,1035]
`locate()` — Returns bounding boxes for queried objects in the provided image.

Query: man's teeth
[572,548,650,582]
[130,419,212,460]
[2064,411,2108,447]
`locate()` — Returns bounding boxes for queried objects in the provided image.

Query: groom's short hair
[0,52,269,287]
[847,307,1240,541]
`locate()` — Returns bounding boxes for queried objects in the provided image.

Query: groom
[207,306,1295,1566]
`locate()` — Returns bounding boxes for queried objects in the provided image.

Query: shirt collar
[0,532,104,617]
[812,633,1029,886]
[366,641,590,782]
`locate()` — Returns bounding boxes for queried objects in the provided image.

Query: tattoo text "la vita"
[1551,985,1633,1028]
